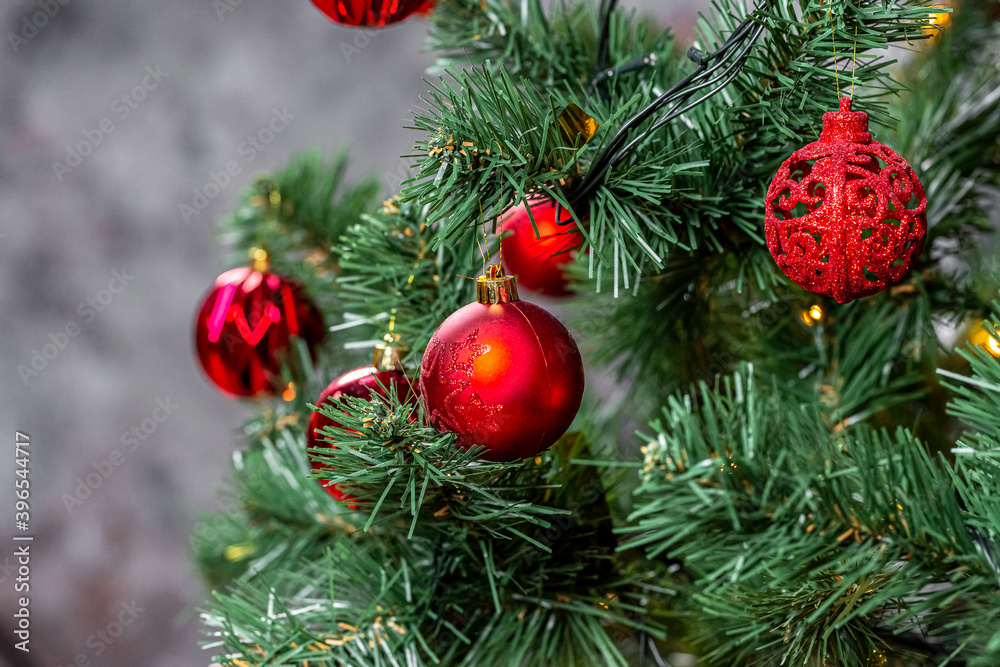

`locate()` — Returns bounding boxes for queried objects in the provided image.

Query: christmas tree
[192,0,1000,665]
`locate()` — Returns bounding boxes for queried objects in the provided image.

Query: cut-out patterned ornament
[764,97,927,304]
[419,265,584,461]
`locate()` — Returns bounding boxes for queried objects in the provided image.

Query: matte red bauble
[194,267,325,398]
[501,200,583,296]
[420,265,584,462]
[764,97,927,304]
[310,0,431,27]
[308,350,415,502]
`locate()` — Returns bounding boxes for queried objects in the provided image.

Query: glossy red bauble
[194,267,326,398]
[420,294,585,462]
[308,366,415,502]
[764,97,927,304]
[310,0,431,27]
[501,200,583,296]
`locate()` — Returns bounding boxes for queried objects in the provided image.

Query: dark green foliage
[581,0,1000,420]
[409,0,944,293]
[219,148,381,315]
[194,0,1000,665]
[335,198,487,359]
[199,393,668,666]
[623,363,1000,665]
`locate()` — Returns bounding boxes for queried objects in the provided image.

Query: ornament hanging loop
[850,0,864,98]
[476,264,519,305]
[250,247,270,272]
[374,333,408,372]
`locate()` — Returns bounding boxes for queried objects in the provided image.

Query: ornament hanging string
[493,142,505,270]
[478,197,489,274]
[452,196,497,284]
[829,3,840,97]
[595,0,620,73]
[467,143,507,283]
[850,0,863,97]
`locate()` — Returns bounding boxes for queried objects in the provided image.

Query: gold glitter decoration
[557,102,601,149]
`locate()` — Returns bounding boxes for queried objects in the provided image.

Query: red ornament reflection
[308,367,416,503]
[194,268,325,398]
[310,0,430,27]
[501,200,583,296]
[420,299,584,462]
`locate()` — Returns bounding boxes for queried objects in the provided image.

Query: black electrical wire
[586,52,659,100]
[566,2,769,211]
[595,0,621,73]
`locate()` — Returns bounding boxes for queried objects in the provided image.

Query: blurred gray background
[0,1,697,665]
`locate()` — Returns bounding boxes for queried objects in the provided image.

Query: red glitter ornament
[764,97,927,304]
[194,266,325,398]
[310,0,431,27]
[308,344,416,503]
[420,265,584,462]
[501,200,583,296]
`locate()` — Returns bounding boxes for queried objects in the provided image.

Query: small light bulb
[968,321,1000,357]
[925,6,951,33]
[283,382,296,401]
[801,305,823,326]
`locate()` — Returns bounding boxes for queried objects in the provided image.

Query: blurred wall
[0,1,697,665]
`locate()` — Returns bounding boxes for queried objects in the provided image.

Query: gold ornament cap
[476,264,519,305]
[373,333,408,371]
[250,247,270,272]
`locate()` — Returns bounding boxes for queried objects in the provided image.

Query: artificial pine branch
[624,364,1000,665]
[199,400,669,666]
[194,1,1000,665]
[335,197,487,359]
[406,0,942,296]
[219,148,380,314]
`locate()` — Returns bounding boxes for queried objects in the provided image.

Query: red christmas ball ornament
[764,97,927,304]
[501,199,583,296]
[194,261,325,398]
[420,265,585,462]
[308,342,416,502]
[310,0,431,27]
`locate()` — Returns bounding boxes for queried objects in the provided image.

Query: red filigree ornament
[764,97,927,304]
[308,343,416,503]
[194,266,326,398]
[310,0,431,27]
[501,200,583,296]
[420,265,585,462]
